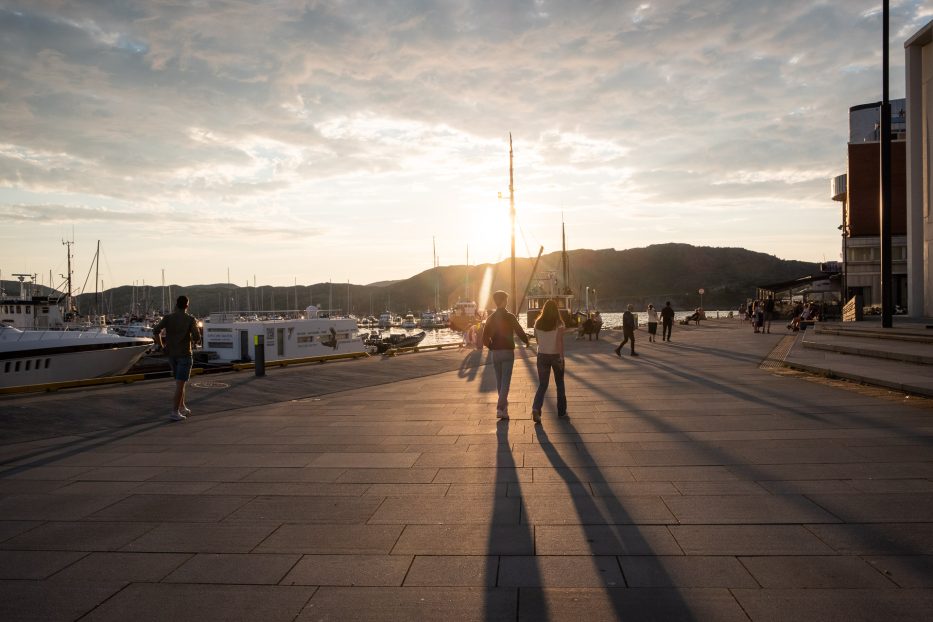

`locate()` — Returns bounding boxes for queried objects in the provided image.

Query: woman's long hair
[535,299,564,331]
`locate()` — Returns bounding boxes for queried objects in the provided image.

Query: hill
[54,243,817,317]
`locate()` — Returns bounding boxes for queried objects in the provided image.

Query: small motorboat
[373,330,426,353]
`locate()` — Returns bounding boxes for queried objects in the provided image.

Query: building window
[25,306,31,314]
[847,247,877,262]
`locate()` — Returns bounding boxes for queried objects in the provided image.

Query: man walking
[153,295,201,421]
[482,290,530,420]
[764,295,775,334]
[614,304,639,357]
[660,301,675,342]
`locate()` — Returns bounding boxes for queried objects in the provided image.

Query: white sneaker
[496,409,509,420]
[169,411,187,422]
[180,406,192,416]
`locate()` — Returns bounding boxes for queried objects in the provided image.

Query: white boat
[449,300,480,332]
[0,325,153,388]
[200,306,364,364]
[378,311,393,329]
[419,311,436,329]
[401,312,417,329]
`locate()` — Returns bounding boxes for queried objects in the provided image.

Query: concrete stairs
[782,321,933,397]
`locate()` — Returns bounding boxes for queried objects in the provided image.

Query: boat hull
[1,329,153,388]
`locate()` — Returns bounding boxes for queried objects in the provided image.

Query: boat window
[45,358,50,369]
[36,359,41,369]
[4,362,9,373]
[16,305,21,313]
[26,360,31,371]
[25,306,31,314]
[16,361,22,371]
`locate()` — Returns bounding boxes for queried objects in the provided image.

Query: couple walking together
[482,291,567,423]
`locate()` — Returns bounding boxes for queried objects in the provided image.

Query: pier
[1,319,932,620]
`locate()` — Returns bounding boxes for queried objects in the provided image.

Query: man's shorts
[168,355,194,381]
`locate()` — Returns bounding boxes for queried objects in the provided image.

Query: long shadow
[0,419,167,473]
[457,348,485,382]
[483,419,548,621]
[559,354,929,562]
[516,352,696,620]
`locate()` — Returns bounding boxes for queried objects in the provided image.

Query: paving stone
[403,555,497,586]
[619,555,758,588]
[122,522,279,553]
[0,580,125,622]
[130,481,219,495]
[732,588,933,622]
[368,497,521,524]
[432,468,529,483]
[363,483,450,496]
[87,494,253,522]
[393,525,534,555]
[0,494,127,520]
[2,521,158,551]
[164,553,300,584]
[498,555,624,587]
[670,525,835,556]
[256,524,404,554]
[863,555,933,587]
[805,523,933,554]
[311,452,420,468]
[335,468,439,483]
[239,467,347,483]
[229,495,382,523]
[444,483,509,496]
[531,466,635,483]
[0,520,41,543]
[204,482,370,496]
[806,493,933,522]
[663,494,840,524]
[518,587,749,621]
[82,583,316,622]
[628,466,741,481]
[535,525,683,555]
[49,551,191,582]
[739,555,894,588]
[0,549,87,579]
[148,467,258,482]
[74,466,168,481]
[756,479,861,494]
[281,554,412,586]
[522,495,676,524]
[296,586,515,621]
[50,481,144,495]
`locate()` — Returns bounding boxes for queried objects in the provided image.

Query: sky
[1,1,931,292]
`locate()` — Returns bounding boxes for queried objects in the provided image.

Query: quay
[1,319,932,621]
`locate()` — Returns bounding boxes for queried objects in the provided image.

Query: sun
[463,201,511,268]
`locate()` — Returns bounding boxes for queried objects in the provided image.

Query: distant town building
[830,98,908,309]
[905,20,933,318]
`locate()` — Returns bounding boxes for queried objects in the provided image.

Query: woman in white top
[531,299,567,423]
[646,304,659,342]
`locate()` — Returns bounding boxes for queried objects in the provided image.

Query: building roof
[904,19,932,48]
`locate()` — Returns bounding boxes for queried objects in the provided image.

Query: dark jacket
[660,305,675,322]
[153,310,201,357]
[482,308,529,350]
[622,310,635,330]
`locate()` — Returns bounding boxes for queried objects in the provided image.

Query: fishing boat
[526,221,579,328]
[378,311,393,328]
[448,300,480,332]
[199,305,364,364]
[0,324,153,388]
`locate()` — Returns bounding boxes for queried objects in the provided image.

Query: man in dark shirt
[481,290,530,419]
[660,301,675,342]
[153,295,201,421]
[614,304,639,357]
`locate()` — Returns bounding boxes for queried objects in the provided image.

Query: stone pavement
[1,319,932,621]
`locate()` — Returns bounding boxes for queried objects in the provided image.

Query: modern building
[905,20,933,318]
[830,99,908,310]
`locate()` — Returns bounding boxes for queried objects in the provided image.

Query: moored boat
[0,325,153,388]
[199,305,364,364]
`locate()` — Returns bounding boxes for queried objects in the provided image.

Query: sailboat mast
[561,220,569,294]
[94,240,100,317]
[509,133,516,308]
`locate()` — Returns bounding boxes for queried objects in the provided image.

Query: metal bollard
[254,334,265,377]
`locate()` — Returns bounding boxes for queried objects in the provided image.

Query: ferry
[200,305,364,364]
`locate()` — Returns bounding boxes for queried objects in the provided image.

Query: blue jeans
[491,349,515,411]
[532,353,567,415]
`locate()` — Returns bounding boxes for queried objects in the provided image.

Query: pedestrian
[482,290,530,420]
[152,295,201,421]
[660,300,674,342]
[593,311,603,341]
[764,295,775,334]
[614,304,639,357]
[531,299,567,423]
[646,303,658,342]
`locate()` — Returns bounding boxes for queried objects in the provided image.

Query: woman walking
[531,299,567,423]
[646,304,659,343]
